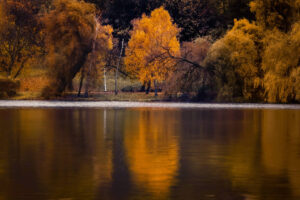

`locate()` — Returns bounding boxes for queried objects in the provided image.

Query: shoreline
[0,100,299,110]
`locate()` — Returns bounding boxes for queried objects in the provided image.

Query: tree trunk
[140,81,146,92]
[154,80,158,97]
[145,80,151,94]
[114,68,118,95]
[104,67,107,92]
[50,42,93,97]
[7,55,16,77]
[13,58,28,79]
[77,71,85,97]
[84,75,89,98]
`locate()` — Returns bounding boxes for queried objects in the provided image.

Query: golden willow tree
[205,0,300,102]
[248,0,300,102]
[125,7,180,96]
[250,0,300,102]
[262,23,300,102]
[205,19,264,101]
[42,0,112,97]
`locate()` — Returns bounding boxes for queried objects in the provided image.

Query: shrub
[0,77,20,98]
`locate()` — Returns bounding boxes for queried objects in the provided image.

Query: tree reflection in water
[0,108,299,200]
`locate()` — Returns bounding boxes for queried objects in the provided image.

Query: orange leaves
[43,0,96,51]
[96,24,113,54]
[125,7,180,84]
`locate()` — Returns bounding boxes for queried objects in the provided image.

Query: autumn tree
[247,0,300,102]
[262,25,300,102]
[42,0,112,97]
[205,19,264,102]
[124,7,180,96]
[164,37,212,100]
[0,0,43,78]
[203,0,300,103]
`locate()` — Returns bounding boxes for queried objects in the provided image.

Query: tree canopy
[42,0,112,97]
[0,0,42,78]
[203,0,300,102]
[125,7,180,87]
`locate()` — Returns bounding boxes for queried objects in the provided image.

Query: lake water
[0,104,299,200]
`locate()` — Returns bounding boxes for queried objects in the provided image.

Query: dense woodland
[0,0,299,103]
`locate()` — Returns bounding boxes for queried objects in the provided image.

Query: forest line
[0,0,299,103]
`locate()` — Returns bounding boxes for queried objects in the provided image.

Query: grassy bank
[5,68,165,101]
[10,91,165,102]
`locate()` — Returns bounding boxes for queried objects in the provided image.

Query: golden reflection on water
[225,110,300,199]
[261,110,300,197]
[0,109,114,199]
[124,110,179,197]
[0,108,299,200]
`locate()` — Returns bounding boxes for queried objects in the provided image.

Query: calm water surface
[0,107,299,200]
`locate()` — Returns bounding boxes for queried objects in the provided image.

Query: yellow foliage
[207,14,299,102]
[125,7,180,84]
[97,25,113,52]
[94,24,113,68]
[262,24,300,102]
[206,19,264,101]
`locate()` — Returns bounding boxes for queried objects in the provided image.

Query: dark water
[0,108,299,200]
